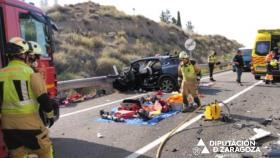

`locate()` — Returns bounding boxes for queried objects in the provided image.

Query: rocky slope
[46,2,242,80]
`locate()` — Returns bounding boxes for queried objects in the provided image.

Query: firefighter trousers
[1,113,53,158]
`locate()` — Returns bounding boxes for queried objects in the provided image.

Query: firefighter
[208,50,217,81]
[0,37,54,158]
[178,51,201,112]
[264,48,279,84]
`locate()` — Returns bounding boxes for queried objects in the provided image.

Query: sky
[27,0,280,48]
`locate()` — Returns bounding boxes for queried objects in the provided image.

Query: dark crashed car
[113,55,180,93]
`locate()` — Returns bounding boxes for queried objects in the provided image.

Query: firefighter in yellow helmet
[0,37,54,158]
[178,51,201,112]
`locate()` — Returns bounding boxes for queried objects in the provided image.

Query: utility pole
[132,8,135,15]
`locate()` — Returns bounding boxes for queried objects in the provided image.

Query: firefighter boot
[193,97,201,109]
[182,96,189,113]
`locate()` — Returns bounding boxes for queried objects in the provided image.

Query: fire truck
[0,0,58,157]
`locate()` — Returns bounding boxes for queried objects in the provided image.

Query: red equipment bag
[118,99,141,112]
[114,110,135,119]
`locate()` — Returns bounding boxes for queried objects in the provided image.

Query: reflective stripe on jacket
[0,60,38,115]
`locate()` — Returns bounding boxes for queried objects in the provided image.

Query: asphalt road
[51,71,280,158]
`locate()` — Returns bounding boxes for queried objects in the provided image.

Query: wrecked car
[113,55,180,93]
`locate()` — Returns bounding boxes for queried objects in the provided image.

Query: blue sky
[27,0,280,48]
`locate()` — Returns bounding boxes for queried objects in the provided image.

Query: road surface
[51,71,280,158]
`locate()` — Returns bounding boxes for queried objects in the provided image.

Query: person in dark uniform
[233,50,244,86]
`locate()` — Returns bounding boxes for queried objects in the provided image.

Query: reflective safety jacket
[0,60,38,115]
[180,64,197,81]
[208,54,216,63]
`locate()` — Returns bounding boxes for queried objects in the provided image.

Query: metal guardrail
[57,75,117,91]
[57,62,232,91]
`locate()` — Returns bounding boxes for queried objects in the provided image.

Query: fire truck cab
[0,0,58,157]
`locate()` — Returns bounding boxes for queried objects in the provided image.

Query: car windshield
[255,41,270,56]
[19,13,50,57]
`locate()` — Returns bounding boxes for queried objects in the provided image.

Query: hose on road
[155,102,231,158]
[155,105,204,158]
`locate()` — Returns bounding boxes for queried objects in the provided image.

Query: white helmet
[7,37,29,55]
[28,41,43,55]
[179,51,189,59]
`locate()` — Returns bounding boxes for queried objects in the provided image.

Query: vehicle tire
[254,75,261,80]
[159,77,176,93]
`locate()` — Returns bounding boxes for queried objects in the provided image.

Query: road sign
[184,38,196,51]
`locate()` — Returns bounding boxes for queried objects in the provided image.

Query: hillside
[46,2,243,80]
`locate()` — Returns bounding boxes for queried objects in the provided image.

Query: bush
[120,54,140,63]
[92,36,105,49]
[98,5,126,17]
[96,57,125,75]
[62,33,105,49]
[113,36,128,45]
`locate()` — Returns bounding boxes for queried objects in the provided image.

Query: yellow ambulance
[251,29,280,80]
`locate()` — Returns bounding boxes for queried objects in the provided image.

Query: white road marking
[125,80,262,158]
[60,71,232,118]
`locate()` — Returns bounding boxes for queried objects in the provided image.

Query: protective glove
[46,111,55,128]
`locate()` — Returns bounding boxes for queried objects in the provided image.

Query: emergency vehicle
[251,29,280,79]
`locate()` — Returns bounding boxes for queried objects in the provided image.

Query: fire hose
[155,102,231,158]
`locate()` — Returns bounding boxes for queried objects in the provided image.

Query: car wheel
[254,75,261,80]
[159,77,175,93]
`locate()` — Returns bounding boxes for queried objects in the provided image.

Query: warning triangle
[197,139,206,146]
[201,146,210,154]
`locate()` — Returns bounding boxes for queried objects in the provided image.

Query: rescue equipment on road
[204,100,221,120]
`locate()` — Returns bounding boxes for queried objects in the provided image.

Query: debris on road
[97,133,104,138]
[249,128,271,141]
[232,123,245,129]
[261,118,273,126]
[241,153,254,158]
[171,148,178,152]
[197,129,203,135]
[59,90,107,107]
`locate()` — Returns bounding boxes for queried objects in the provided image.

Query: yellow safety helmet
[179,51,189,59]
[270,59,278,67]
[28,41,43,55]
[6,37,29,55]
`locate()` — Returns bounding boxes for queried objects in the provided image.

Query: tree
[186,21,194,33]
[176,11,182,28]
[159,9,172,24]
